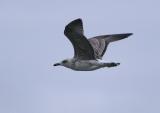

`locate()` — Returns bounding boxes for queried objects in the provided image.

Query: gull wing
[64,19,95,60]
[88,33,133,59]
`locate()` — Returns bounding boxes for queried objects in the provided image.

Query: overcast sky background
[0,0,160,113]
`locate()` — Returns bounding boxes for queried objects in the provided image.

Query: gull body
[54,58,120,71]
[54,18,132,71]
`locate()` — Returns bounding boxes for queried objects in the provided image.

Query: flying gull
[54,18,133,71]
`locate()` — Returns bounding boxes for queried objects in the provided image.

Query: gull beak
[53,63,61,66]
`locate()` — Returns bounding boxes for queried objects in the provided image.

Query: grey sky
[0,0,160,113]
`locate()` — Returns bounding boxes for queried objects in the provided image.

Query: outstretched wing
[88,33,133,59]
[64,18,95,60]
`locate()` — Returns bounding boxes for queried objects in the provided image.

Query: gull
[53,18,133,71]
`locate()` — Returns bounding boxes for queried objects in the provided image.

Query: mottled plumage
[54,18,133,71]
[89,33,132,59]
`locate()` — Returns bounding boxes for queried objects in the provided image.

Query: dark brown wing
[88,33,133,59]
[64,19,95,60]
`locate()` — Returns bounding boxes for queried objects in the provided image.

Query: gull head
[53,59,73,67]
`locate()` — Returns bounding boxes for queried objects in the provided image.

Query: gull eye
[62,60,68,64]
